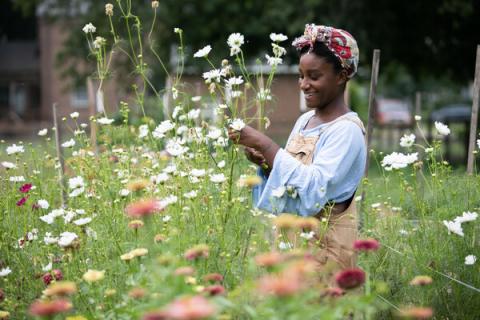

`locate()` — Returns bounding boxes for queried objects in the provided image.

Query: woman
[228,24,366,272]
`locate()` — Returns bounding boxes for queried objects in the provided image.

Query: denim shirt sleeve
[253,120,366,216]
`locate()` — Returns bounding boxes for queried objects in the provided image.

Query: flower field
[1,1,479,319]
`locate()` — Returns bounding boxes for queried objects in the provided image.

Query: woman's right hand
[244,147,266,167]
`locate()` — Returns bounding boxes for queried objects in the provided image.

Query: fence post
[52,103,67,207]
[467,45,480,175]
[360,49,381,215]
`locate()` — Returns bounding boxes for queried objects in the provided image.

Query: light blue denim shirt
[253,110,366,216]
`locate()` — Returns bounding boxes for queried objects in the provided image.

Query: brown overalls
[285,115,366,272]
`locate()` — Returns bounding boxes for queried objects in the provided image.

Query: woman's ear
[336,69,348,86]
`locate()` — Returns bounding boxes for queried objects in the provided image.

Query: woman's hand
[244,146,266,166]
[228,125,263,149]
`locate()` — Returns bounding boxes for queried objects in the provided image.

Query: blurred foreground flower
[335,268,366,290]
[397,307,433,319]
[125,199,165,218]
[353,238,380,252]
[83,269,105,283]
[29,299,72,317]
[409,275,432,286]
[237,175,262,187]
[163,295,216,320]
[184,244,209,260]
[43,281,77,297]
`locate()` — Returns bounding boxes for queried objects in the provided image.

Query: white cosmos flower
[163,164,177,174]
[69,176,85,189]
[217,160,226,168]
[193,45,212,58]
[435,121,450,136]
[272,43,287,57]
[44,232,58,244]
[61,139,76,148]
[166,139,189,156]
[278,241,292,250]
[270,33,288,42]
[202,69,222,83]
[6,144,24,155]
[381,152,418,170]
[160,195,178,207]
[69,187,85,198]
[172,106,183,118]
[227,33,244,54]
[265,54,282,66]
[74,217,92,226]
[257,89,272,101]
[0,267,12,277]
[38,128,48,136]
[151,173,169,184]
[119,189,130,197]
[187,109,201,120]
[190,169,206,177]
[400,133,416,148]
[184,190,198,199]
[70,112,79,119]
[414,115,422,121]
[191,96,201,102]
[40,214,55,224]
[210,173,226,183]
[139,124,149,139]
[272,186,286,198]
[454,211,478,224]
[465,255,477,265]
[37,199,49,209]
[300,231,315,240]
[42,262,53,271]
[1,161,16,169]
[82,23,96,33]
[153,120,175,139]
[442,220,464,237]
[224,76,244,88]
[229,118,245,131]
[97,117,114,125]
[207,128,223,140]
[9,176,25,182]
[58,232,78,247]
[162,215,172,222]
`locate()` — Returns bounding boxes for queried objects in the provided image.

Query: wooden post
[52,103,67,207]
[467,45,480,175]
[87,77,97,153]
[360,49,381,214]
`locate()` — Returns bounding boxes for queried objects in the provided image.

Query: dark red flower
[335,268,366,289]
[16,196,28,206]
[353,238,380,252]
[203,285,225,296]
[19,183,32,193]
[29,299,72,317]
[42,273,54,285]
[0,288,5,302]
[53,269,63,281]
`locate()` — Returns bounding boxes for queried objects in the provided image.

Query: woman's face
[298,53,345,110]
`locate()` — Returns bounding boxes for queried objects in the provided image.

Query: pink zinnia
[53,269,63,281]
[19,183,32,193]
[29,299,72,317]
[125,199,165,218]
[353,238,380,251]
[142,310,169,320]
[335,268,366,289]
[203,273,223,283]
[163,296,216,320]
[16,196,28,206]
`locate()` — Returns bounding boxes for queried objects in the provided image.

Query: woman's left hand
[228,125,264,149]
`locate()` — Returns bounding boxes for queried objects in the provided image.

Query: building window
[71,86,88,108]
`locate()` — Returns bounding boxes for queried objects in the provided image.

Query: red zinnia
[125,199,165,218]
[203,273,223,283]
[353,238,380,252]
[19,183,32,193]
[203,285,225,296]
[335,268,366,289]
[29,299,72,317]
[16,196,28,206]
[42,273,53,285]
[53,269,63,281]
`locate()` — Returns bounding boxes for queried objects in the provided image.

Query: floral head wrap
[292,24,359,78]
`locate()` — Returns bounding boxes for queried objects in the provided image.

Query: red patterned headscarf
[292,24,359,79]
